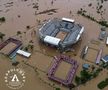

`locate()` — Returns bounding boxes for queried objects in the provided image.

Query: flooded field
[0,0,108,90]
[55,61,72,80]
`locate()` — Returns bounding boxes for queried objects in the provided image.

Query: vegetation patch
[97,78,108,89]
[75,68,102,85]
[0,32,5,41]
[0,17,6,22]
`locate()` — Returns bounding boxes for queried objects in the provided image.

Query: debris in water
[36,9,58,15]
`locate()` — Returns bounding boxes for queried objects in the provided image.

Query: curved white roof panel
[44,36,61,46]
[62,18,74,23]
[76,27,84,41]
[106,37,108,45]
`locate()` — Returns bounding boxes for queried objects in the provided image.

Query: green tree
[26,25,30,29]
[55,88,61,90]
[0,32,5,41]
[17,31,21,36]
[75,76,81,85]
[0,17,6,22]
[25,47,28,51]
[28,44,34,51]
[80,70,92,79]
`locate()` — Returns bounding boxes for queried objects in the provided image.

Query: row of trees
[77,8,108,27]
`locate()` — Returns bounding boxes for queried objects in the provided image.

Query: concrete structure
[39,18,84,51]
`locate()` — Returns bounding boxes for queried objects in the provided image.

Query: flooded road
[0,0,108,90]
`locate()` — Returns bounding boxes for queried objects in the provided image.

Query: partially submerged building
[48,55,78,86]
[0,38,31,58]
[101,55,108,63]
[99,27,107,40]
[39,18,84,51]
[0,38,22,57]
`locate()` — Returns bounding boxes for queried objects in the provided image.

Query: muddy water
[0,0,108,90]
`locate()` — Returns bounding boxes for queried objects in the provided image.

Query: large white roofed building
[38,18,84,51]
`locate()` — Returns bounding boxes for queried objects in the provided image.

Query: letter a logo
[11,74,19,82]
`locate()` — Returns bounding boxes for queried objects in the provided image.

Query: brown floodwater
[0,0,108,90]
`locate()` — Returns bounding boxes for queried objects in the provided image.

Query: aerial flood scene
[0,0,108,90]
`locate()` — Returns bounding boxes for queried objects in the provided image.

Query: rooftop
[102,55,108,63]
[39,18,84,50]
[83,64,90,70]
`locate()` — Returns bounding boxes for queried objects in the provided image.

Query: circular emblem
[4,68,26,89]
